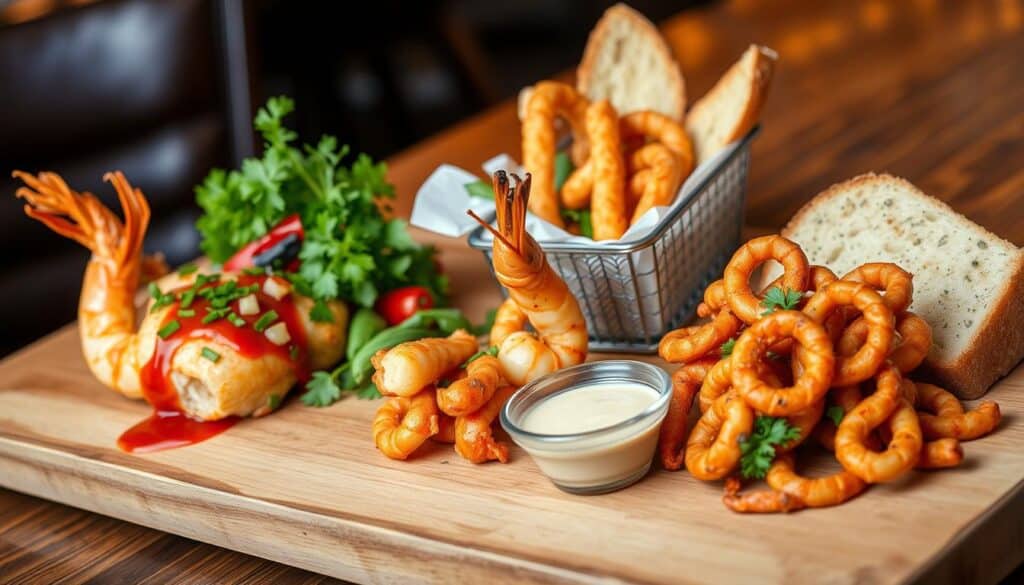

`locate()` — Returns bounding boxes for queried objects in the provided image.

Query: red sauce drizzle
[118,274,309,453]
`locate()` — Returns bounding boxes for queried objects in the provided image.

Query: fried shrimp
[685,392,755,480]
[724,235,810,324]
[801,281,894,386]
[372,330,479,396]
[658,309,741,363]
[916,438,964,469]
[436,355,503,416]
[765,452,867,508]
[373,388,440,460]
[521,81,589,226]
[489,298,527,349]
[454,385,517,464]
[697,279,728,318]
[835,366,922,482]
[586,100,629,240]
[470,172,588,386]
[841,263,913,315]
[659,358,715,470]
[731,311,834,416]
[915,382,1001,441]
[628,143,684,223]
[722,476,807,514]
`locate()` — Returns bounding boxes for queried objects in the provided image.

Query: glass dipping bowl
[500,360,672,495]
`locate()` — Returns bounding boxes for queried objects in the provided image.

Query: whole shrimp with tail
[469,171,588,386]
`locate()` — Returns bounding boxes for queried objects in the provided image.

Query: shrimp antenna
[467,210,516,250]
[516,173,531,253]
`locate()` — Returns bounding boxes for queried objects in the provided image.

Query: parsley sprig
[760,286,803,315]
[826,405,845,427]
[196,96,447,311]
[738,416,801,479]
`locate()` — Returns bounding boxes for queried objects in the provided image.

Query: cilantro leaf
[560,208,594,238]
[720,338,736,357]
[760,286,803,315]
[826,405,845,427]
[302,371,342,407]
[738,416,801,479]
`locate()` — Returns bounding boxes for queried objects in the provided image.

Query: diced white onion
[265,322,290,345]
[263,277,290,300]
[237,294,260,316]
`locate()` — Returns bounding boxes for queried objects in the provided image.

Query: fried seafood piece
[455,385,517,464]
[658,309,741,364]
[837,312,932,375]
[437,355,503,416]
[724,235,810,324]
[685,392,754,480]
[373,388,440,460]
[521,81,590,226]
[471,172,588,386]
[372,330,479,396]
[814,385,863,451]
[731,311,834,416]
[835,365,922,482]
[659,358,715,470]
[764,452,867,508]
[841,263,914,315]
[801,280,894,386]
[722,476,807,514]
[628,143,684,223]
[586,100,629,240]
[915,382,1001,441]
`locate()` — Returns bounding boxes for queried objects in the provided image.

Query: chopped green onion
[227,312,246,327]
[148,282,162,299]
[254,310,279,332]
[180,289,196,309]
[177,309,196,318]
[201,347,221,362]
[243,266,266,276]
[157,320,181,339]
[202,307,229,324]
[177,263,198,276]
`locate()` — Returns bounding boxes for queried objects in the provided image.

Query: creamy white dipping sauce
[521,383,660,435]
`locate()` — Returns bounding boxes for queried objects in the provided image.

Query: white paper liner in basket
[410,142,742,337]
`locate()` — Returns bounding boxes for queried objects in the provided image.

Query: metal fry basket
[468,129,757,353]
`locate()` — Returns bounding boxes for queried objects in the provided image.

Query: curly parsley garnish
[739,416,801,479]
[760,286,803,315]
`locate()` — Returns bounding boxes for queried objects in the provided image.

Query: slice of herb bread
[685,44,776,164]
[576,3,686,121]
[783,173,1024,398]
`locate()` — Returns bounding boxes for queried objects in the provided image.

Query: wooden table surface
[3,1,1024,583]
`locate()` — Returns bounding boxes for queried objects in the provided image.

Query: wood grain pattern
[4,0,1024,583]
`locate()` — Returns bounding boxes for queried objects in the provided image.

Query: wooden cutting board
[1,238,1022,585]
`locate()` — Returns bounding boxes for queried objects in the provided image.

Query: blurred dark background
[0,0,705,355]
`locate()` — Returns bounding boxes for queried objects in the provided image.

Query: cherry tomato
[376,286,434,325]
[224,214,304,272]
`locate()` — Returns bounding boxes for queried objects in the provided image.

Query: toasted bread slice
[780,173,1024,398]
[576,3,686,121]
[685,44,777,163]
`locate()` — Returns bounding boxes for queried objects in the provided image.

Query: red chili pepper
[376,286,435,326]
[224,214,304,272]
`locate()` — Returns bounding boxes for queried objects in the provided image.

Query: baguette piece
[780,173,1024,398]
[576,3,686,121]
[685,44,777,164]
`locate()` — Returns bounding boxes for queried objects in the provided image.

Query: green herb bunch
[195,97,447,312]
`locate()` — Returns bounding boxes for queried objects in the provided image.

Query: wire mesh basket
[468,129,757,353]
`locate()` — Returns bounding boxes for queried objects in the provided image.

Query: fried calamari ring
[659,358,715,470]
[916,438,964,469]
[801,281,894,386]
[560,162,592,210]
[916,382,1001,441]
[436,355,502,416]
[373,388,440,460]
[628,143,684,224]
[835,365,922,482]
[685,392,754,480]
[722,476,806,514]
[731,311,834,416]
[697,279,728,318]
[841,262,913,315]
[765,452,867,508]
[658,309,741,363]
[698,356,734,414]
[778,399,825,452]
[619,111,696,172]
[763,264,838,294]
[586,100,628,240]
[628,168,651,206]
[837,312,931,375]
[724,235,809,324]
[521,81,589,226]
